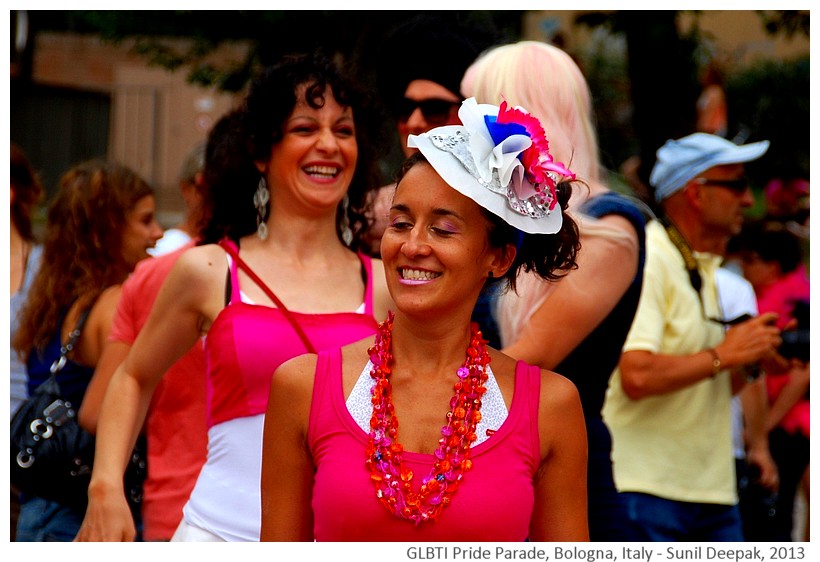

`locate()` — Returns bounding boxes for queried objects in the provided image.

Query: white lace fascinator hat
[408,98,575,235]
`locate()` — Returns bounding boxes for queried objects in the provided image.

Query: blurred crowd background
[6,8,812,543]
[9,10,810,254]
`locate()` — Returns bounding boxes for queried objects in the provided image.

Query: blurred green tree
[26,10,522,92]
[575,10,808,209]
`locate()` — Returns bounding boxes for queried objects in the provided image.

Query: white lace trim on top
[345,361,508,446]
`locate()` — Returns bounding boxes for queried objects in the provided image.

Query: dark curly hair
[198,108,255,244]
[395,153,580,293]
[202,51,384,250]
[731,220,804,275]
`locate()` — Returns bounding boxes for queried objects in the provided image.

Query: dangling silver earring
[254,177,270,240]
[340,194,353,246]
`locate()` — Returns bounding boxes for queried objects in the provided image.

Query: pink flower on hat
[495,100,575,210]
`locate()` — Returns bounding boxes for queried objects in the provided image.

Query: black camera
[778,299,809,363]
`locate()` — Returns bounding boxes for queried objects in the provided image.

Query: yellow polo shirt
[603,220,736,504]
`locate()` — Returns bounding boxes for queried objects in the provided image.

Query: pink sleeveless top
[308,350,542,541]
[204,241,379,428]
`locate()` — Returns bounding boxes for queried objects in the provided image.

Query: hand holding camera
[716,312,784,371]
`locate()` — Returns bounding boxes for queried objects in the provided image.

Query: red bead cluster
[364,312,491,524]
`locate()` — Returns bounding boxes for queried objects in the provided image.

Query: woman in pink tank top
[75,53,393,542]
[261,98,589,541]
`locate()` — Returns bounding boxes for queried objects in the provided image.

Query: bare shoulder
[535,368,585,460]
[83,284,124,334]
[162,244,229,309]
[268,353,317,419]
[92,284,124,315]
[74,284,125,366]
[576,214,640,279]
[267,354,320,431]
[590,213,640,250]
[538,369,582,411]
[597,212,639,235]
[171,244,229,283]
[273,353,319,393]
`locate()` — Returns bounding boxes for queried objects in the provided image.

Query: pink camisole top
[204,240,379,428]
[308,349,542,541]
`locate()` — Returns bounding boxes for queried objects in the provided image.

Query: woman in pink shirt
[261,98,589,541]
[75,52,393,542]
[736,221,810,541]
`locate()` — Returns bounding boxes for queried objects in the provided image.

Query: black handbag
[10,307,147,513]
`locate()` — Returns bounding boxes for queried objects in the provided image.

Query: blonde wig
[463,41,640,348]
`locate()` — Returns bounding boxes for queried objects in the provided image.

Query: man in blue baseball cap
[651,133,769,202]
[603,132,790,541]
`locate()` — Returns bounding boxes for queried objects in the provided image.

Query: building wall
[29,32,244,225]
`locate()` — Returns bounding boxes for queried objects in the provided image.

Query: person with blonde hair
[462,40,647,540]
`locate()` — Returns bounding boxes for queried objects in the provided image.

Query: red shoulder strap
[218,239,316,354]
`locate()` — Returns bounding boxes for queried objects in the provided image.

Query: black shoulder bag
[10,307,147,513]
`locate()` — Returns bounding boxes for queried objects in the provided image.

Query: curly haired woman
[13,160,162,541]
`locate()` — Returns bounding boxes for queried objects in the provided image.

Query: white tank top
[345,362,509,445]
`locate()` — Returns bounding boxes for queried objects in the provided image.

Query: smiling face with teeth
[262,84,358,216]
[381,160,514,319]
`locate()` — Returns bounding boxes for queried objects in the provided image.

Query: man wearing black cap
[364,17,493,242]
[375,15,496,159]
[602,132,789,540]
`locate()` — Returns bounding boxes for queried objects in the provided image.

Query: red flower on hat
[496,100,574,209]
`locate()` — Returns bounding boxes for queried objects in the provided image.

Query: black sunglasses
[694,176,749,194]
[395,97,460,125]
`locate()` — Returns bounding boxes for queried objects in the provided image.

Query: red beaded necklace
[364,311,491,524]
